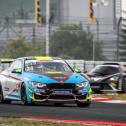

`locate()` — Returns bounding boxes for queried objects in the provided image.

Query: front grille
[90,82,104,90]
[47,83,75,90]
[90,82,102,87]
[48,95,75,100]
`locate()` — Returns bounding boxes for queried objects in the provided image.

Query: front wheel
[122,78,126,93]
[77,101,91,107]
[21,83,29,105]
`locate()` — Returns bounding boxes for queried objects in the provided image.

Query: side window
[9,60,22,71]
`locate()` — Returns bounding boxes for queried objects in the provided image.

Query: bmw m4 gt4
[0,57,92,107]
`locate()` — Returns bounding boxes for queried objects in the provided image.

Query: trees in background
[3,38,45,58]
[2,24,105,60]
[50,24,105,60]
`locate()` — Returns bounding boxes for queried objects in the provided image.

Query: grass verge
[0,117,98,126]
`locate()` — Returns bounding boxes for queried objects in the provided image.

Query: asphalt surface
[0,102,126,123]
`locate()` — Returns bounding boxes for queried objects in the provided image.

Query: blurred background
[0,0,126,62]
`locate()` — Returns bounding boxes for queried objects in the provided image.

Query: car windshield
[25,60,73,73]
[88,65,120,76]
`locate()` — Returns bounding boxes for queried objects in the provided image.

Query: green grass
[0,117,98,126]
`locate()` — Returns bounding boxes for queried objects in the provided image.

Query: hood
[23,71,87,84]
[89,73,121,82]
[87,72,111,78]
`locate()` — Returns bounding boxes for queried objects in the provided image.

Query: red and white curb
[21,117,126,126]
[93,97,126,104]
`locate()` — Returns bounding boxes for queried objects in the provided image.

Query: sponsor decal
[4,87,9,91]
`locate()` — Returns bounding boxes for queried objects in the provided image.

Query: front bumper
[28,88,92,103]
[90,81,119,92]
[33,93,90,103]
[27,82,92,104]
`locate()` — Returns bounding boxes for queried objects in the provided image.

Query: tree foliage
[2,24,105,60]
[3,38,45,58]
[50,24,105,60]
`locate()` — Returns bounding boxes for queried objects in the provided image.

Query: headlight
[30,82,46,88]
[110,76,119,82]
[76,81,89,88]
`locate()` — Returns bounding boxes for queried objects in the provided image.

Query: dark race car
[87,63,126,93]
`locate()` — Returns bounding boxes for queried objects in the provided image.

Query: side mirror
[73,67,81,73]
[83,71,87,73]
[12,68,22,74]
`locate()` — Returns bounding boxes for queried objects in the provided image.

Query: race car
[0,58,14,72]
[0,56,92,107]
[87,63,126,92]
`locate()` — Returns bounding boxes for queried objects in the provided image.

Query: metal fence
[0,16,122,61]
[66,60,126,72]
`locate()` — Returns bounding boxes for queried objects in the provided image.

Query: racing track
[0,102,126,124]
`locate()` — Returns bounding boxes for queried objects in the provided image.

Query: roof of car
[103,63,120,65]
[102,63,126,69]
[19,56,62,61]
[96,64,120,68]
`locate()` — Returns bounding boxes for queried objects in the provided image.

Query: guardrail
[66,60,126,72]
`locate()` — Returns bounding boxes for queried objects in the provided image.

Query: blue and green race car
[0,56,92,107]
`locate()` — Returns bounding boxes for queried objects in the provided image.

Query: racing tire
[21,83,29,105]
[122,78,126,93]
[0,84,11,104]
[54,103,64,106]
[77,101,91,107]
